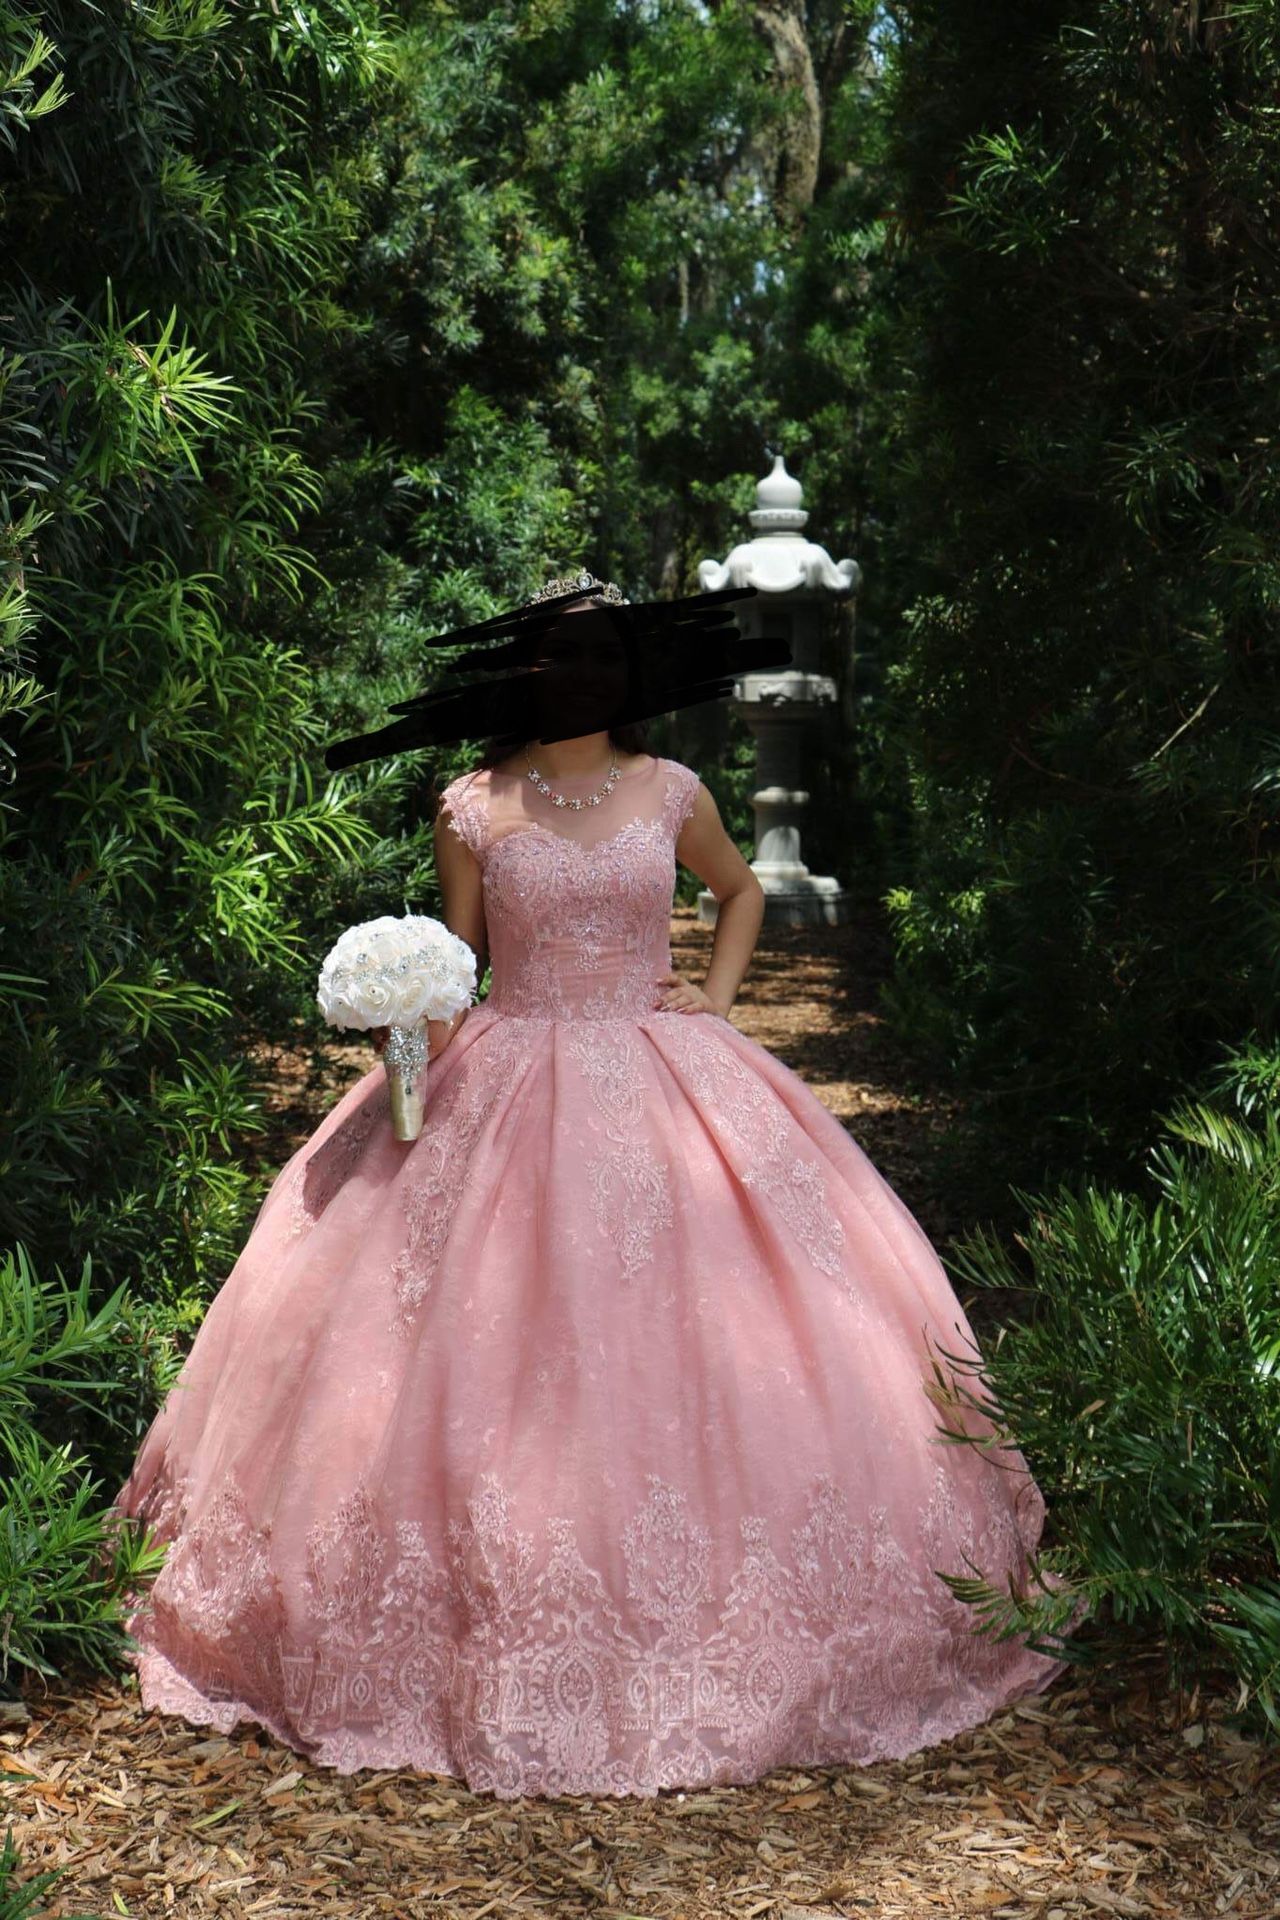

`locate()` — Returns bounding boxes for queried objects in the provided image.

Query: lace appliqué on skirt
[119,1458,1065,1799]
[564,1021,676,1279]
[656,1018,853,1304]
[390,1022,538,1338]
[284,1082,392,1242]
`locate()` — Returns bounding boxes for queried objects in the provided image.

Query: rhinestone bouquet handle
[316,915,478,1143]
[382,1021,429,1142]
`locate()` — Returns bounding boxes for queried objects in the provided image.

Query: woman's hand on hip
[654,968,727,1016]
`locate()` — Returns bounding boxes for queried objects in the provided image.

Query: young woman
[108,589,1078,1801]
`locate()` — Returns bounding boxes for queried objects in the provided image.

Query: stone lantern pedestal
[696,455,860,928]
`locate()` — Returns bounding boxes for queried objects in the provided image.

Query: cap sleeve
[438,771,489,863]
[661,760,701,840]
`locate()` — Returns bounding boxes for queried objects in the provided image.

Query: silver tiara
[524,568,629,607]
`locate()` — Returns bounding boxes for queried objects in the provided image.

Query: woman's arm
[432,797,488,1028]
[673,782,765,1018]
[372,800,487,1059]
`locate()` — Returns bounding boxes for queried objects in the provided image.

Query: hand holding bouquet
[369,1012,467,1062]
[317,914,477,1141]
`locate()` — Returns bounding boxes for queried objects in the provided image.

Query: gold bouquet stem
[382,1022,428,1142]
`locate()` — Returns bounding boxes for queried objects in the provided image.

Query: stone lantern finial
[698,455,859,599]
[751,453,806,528]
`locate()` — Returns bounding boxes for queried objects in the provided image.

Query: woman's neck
[525,733,618,782]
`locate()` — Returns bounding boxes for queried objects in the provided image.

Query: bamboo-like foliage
[0,0,392,1296]
[0,1244,177,1684]
[925,1041,1280,1734]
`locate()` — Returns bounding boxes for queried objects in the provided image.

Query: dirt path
[4,907,1277,1916]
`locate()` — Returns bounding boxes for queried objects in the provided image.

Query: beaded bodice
[438,755,701,1023]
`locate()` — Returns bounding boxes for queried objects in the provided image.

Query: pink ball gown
[108,752,1077,1799]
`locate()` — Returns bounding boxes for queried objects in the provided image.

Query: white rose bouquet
[316,914,477,1141]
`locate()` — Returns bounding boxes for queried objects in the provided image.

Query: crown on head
[525,568,629,607]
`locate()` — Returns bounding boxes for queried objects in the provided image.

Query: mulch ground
[3,905,1277,1918]
[4,1652,1276,1919]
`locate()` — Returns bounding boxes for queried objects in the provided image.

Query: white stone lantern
[696,454,860,927]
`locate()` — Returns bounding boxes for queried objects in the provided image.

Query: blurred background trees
[862,0,1280,1211]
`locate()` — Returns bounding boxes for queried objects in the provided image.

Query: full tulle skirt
[108,1005,1078,1799]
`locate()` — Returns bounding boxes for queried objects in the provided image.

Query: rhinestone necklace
[523,743,622,811]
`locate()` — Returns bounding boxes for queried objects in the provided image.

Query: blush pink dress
[108,752,1079,1799]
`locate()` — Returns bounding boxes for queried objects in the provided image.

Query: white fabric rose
[316,914,477,1032]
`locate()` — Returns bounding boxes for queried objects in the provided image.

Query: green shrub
[0,1246,173,1695]
[926,1042,1280,1735]
[0,0,390,1299]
